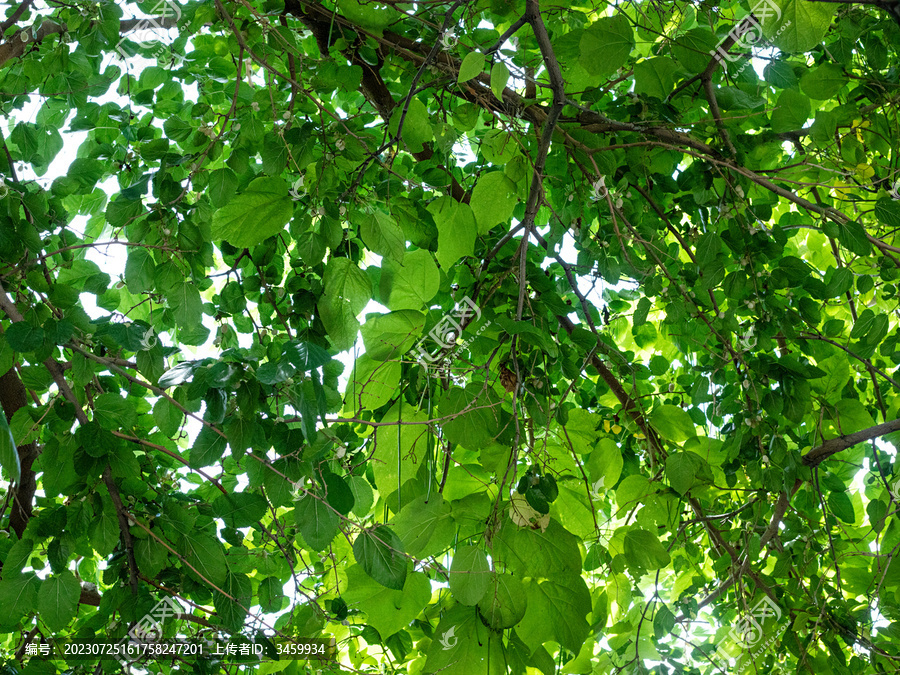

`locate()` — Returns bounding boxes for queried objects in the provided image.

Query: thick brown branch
[0,0,33,34]
[0,368,37,537]
[103,468,140,595]
[802,418,900,467]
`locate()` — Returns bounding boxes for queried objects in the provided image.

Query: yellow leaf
[855,163,875,180]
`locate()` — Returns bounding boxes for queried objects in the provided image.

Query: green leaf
[633,57,679,99]
[134,537,169,578]
[579,15,634,76]
[319,301,361,352]
[666,451,699,496]
[423,604,504,675]
[353,525,408,591]
[623,528,671,571]
[849,309,877,340]
[764,60,797,89]
[5,323,44,352]
[653,604,676,640]
[390,98,433,153]
[490,62,510,101]
[492,519,582,578]
[212,492,268,528]
[875,198,900,229]
[360,310,425,361]
[348,475,375,517]
[770,89,811,133]
[670,29,718,74]
[458,52,485,82]
[322,471,355,515]
[190,425,228,468]
[294,493,339,551]
[470,171,517,234]
[429,197,476,269]
[211,177,293,248]
[360,210,406,261]
[94,393,137,430]
[37,571,80,632]
[828,491,856,524]
[517,573,591,653]
[90,495,119,557]
[650,404,695,443]
[323,257,372,315]
[347,354,401,411]
[439,384,503,450]
[342,564,431,638]
[449,545,491,605]
[178,531,228,587]
[3,539,33,572]
[633,296,651,328]
[800,63,847,100]
[586,438,622,491]
[764,0,836,53]
[387,249,439,310]
[837,220,871,256]
[153,398,184,437]
[477,572,527,630]
[390,494,455,558]
[258,576,286,613]
[0,410,20,484]
[170,282,203,329]
[124,248,156,294]
[213,572,252,631]
[0,573,40,624]
[208,167,238,208]
[372,405,429,494]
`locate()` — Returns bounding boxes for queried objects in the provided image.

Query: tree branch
[802,418,900,467]
[103,468,140,595]
[0,0,33,34]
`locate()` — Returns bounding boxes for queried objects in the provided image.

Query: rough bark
[0,368,37,538]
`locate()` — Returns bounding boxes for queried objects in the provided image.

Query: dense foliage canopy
[2,0,900,674]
